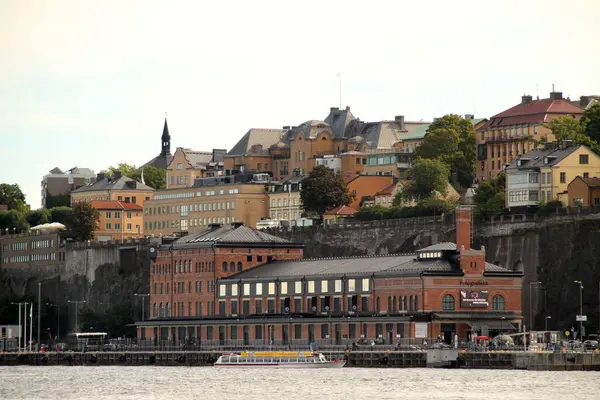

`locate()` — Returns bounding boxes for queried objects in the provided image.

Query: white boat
[214,351,346,368]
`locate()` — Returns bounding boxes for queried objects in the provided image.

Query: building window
[268,282,276,295]
[244,283,250,296]
[492,295,505,311]
[529,191,539,202]
[528,173,538,183]
[237,262,242,272]
[579,154,589,165]
[334,280,342,293]
[280,282,288,295]
[348,279,356,292]
[442,295,455,311]
[321,280,328,293]
[295,281,302,294]
[362,278,370,292]
[560,172,566,184]
[219,285,226,297]
[583,172,589,178]
[231,284,238,296]
[256,283,263,296]
[308,281,315,294]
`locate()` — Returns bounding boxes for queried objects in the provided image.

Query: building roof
[402,123,431,141]
[72,175,155,193]
[417,242,457,252]
[142,154,173,169]
[571,176,600,188]
[506,143,583,170]
[163,223,303,249]
[323,205,357,216]
[228,128,286,156]
[44,166,96,179]
[169,148,219,171]
[344,119,431,148]
[488,97,583,128]
[324,107,356,138]
[222,251,516,282]
[89,200,143,211]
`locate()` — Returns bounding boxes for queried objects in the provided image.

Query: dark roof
[142,154,173,169]
[163,224,303,249]
[580,176,600,187]
[222,252,514,281]
[323,205,357,216]
[89,200,143,211]
[228,128,285,156]
[324,107,356,138]
[417,242,457,252]
[72,175,155,193]
[488,98,583,128]
[506,144,582,170]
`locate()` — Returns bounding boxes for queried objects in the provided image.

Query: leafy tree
[414,114,476,188]
[107,162,138,178]
[300,165,354,215]
[582,103,600,145]
[69,202,100,242]
[545,116,599,152]
[0,183,26,209]
[0,209,29,233]
[401,158,450,202]
[45,192,71,208]
[26,209,52,227]
[473,172,506,218]
[107,162,166,189]
[50,206,74,225]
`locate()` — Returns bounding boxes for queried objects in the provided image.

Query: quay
[1,350,600,370]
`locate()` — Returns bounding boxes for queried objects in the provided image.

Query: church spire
[161,115,171,156]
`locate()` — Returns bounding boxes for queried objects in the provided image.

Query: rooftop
[228,128,286,156]
[89,200,143,211]
[506,143,583,170]
[488,95,583,128]
[573,176,600,187]
[72,175,155,193]
[323,205,358,216]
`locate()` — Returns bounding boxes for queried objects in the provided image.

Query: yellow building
[477,92,584,184]
[71,171,155,207]
[143,175,269,236]
[166,148,226,189]
[505,143,600,208]
[89,200,144,241]
[267,178,303,221]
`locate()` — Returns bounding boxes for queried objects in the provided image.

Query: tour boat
[213,351,346,368]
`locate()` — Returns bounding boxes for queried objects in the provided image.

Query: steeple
[161,117,171,156]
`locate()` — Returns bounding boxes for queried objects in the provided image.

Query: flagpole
[29,303,33,351]
[339,72,342,109]
[23,303,27,352]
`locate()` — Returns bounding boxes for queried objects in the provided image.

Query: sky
[1,0,599,208]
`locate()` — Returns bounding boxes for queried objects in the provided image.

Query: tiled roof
[488,98,583,128]
[142,154,173,169]
[89,200,143,211]
[402,123,431,141]
[165,224,302,249]
[169,148,215,170]
[577,176,600,187]
[224,252,514,281]
[506,144,583,170]
[228,128,285,156]
[324,107,356,138]
[323,205,357,216]
[72,175,155,193]
[417,242,457,252]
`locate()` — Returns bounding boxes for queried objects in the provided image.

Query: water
[1,366,599,400]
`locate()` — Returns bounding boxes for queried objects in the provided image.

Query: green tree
[45,192,71,208]
[300,165,354,215]
[70,202,100,242]
[49,206,74,225]
[107,162,166,189]
[401,158,450,202]
[545,116,599,152]
[414,114,476,188]
[0,183,26,209]
[26,208,52,227]
[473,172,506,218]
[107,162,138,178]
[582,103,600,145]
[0,209,29,233]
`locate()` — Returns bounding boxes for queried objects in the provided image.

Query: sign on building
[415,323,428,339]
[460,290,489,308]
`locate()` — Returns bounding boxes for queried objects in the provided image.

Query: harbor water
[1,366,600,399]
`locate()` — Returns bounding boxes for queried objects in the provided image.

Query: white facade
[506,170,541,208]
[315,156,341,173]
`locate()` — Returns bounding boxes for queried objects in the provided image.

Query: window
[579,154,589,165]
[529,191,539,202]
[256,283,263,296]
[348,279,356,292]
[231,284,238,296]
[237,262,242,272]
[244,283,250,296]
[280,282,288,295]
[308,281,315,294]
[268,282,276,295]
[219,285,226,297]
[321,280,328,293]
[560,172,566,184]
[492,295,505,311]
[442,295,455,311]
[528,173,538,183]
[335,280,342,292]
[583,172,589,178]
[362,278,370,292]
[255,299,262,314]
[294,281,302,294]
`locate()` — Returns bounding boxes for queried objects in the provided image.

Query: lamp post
[574,281,583,340]
[545,316,551,332]
[10,302,28,351]
[529,281,542,332]
[67,300,86,333]
[46,303,60,342]
[135,293,150,322]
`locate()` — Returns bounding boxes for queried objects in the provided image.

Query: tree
[473,172,506,218]
[581,103,600,146]
[69,202,100,242]
[545,116,599,152]
[401,158,450,202]
[0,209,29,233]
[107,162,138,178]
[414,114,476,188]
[0,183,26,209]
[107,162,166,189]
[50,206,74,225]
[26,209,51,227]
[300,165,354,214]
[45,192,71,208]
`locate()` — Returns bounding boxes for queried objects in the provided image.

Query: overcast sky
[1,0,599,208]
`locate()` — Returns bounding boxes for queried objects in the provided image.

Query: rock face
[1,212,599,337]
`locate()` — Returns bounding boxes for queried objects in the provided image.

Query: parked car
[583,340,599,351]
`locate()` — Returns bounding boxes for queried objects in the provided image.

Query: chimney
[521,95,533,104]
[114,171,122,179]
[455,206,472,251]
[549,91,563,100]
[464,114,475,120]
[330,107,339,113]
[345,106,351,112]
[96,172,106,181]
[395,115,405,130]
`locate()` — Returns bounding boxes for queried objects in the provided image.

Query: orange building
[167,148,226,189]
[137,206,523,347]
[71,171,155,208]
[322,205,358,225]
[567,176,600,207]
[477,91,584,183]
[89,200,144,241]
[346,175,395,210]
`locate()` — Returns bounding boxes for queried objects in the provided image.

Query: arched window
[166,303,170,317]
[159,302,163,317]
[377,297,381,312]
[414,295,419,311]
[403,296,407,311]
[237,262,242,272]
[493,295,505,311]
[387,296,392,312]
[230,261,235,272]
[393,296,397,312]
[179,261,182,273]
[222,262,228,272]
[442,295,455,311]
[153,303,158,317]
[409,296,413,311]
[153,283,157,294]
[189,260,192,272]
[183,260,187,272]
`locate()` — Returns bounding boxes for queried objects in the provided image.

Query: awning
[469,320,516,331]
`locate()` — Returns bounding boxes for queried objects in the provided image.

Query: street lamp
[574,281,584,340]
[529,281,543,332]
[10,302,28,351]
[67,300,86,333]
[46,303,61,342]
[545,316,551,332]
[135,293,150,322]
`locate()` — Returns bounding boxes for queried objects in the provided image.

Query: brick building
[136,207,523,346]
[0,230,65,269]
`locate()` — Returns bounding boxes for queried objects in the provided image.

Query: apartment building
[0,231,65,269]
[143,174,270,236]
[267,176,303,221]
[568,176,600,207]
[166,148,226,189]
[89,200,144,241]
[41,167,96,208]
[71,171,155,208]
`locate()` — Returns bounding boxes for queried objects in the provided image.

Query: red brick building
[137,207,523,346]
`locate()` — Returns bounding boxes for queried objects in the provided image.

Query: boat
[213,351,346,368]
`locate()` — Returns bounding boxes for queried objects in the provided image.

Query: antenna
[552,83,555,92]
